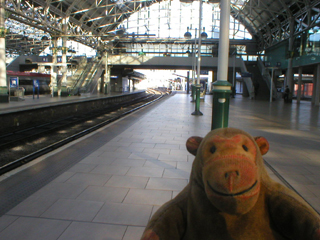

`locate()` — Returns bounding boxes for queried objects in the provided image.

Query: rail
[0,89,169,175]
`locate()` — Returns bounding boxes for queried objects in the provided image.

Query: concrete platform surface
[0,91,144,114]
[0,93,319,240]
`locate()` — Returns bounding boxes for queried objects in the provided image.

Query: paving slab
[0,93,319,240]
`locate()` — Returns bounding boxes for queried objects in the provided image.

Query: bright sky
[122,0,252,40]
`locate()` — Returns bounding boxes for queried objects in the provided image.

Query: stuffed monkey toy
[141,127,320,240]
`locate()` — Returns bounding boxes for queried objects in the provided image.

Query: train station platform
[0,93,319,239]
[0,91,145,115]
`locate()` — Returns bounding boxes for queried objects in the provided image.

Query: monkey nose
[224,170,240,179]
[224,171,240,192]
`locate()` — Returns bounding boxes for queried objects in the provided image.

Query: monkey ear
[186,136,203,156]
[254,136,269,155]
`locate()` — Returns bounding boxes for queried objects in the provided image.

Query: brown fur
[141,128,320,240]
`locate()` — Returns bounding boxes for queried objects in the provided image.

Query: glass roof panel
[122,0,252,39]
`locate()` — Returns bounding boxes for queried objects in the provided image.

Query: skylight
[122,0,252,40]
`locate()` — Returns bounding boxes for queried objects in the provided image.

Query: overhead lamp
[184,27,192,39]
[201,27,207,39]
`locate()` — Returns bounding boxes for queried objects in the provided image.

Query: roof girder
[3,0,320,56]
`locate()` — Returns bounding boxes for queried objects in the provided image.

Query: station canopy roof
[4,0,320,56]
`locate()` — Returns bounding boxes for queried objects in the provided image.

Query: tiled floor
[0,93,319,240]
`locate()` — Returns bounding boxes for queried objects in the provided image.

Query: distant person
[284,85,290,102]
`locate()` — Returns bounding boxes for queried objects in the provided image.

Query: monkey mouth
[207,180,258,197]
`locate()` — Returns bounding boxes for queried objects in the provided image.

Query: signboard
[200,70,208,75]
[10,77,19,88]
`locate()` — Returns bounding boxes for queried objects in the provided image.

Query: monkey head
[186,128,269,215]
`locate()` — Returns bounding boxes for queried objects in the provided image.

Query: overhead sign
[200,70,208,75]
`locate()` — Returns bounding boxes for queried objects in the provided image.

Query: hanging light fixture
[201,27,208,39]
[184,27,192,39]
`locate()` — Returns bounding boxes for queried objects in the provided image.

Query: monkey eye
[242,145,249,152]
[210,145,216,154]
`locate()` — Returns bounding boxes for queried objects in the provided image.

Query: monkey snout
[224,170,240,193]
[224,170,240,179]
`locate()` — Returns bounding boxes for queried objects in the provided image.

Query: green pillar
[211,0,231,130]
[211,81,232,129]
[192,84,203,116]
[191,84,196,102]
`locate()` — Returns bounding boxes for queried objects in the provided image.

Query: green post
[211,0,231,130]
[191,84,196,102]
[192,84,203,115]
[211,80,232,130]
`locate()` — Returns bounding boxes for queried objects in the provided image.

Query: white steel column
[57,20,69,96]
[0,0,7,88]
[192,31,197,85]
[196,0,202,85]
[51,37,58,97]
[217,0,230,82]
[104,52,111,94]
[60,22,68,95]
[61,35,67,86]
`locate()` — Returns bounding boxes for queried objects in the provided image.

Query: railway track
[0,89,170,175]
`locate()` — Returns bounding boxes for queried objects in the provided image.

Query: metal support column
[232,52,236,97]
[128,77,131,92]
[51,37,58,97]
[191,31,197,102]
[60,22,68,96]
[104,52,111,94]
[192,0,203,116]
[286,18,295,102]
[297,67,302,103]
[211,0,232,130]
[0,0,8,103]
[186,71,190,94]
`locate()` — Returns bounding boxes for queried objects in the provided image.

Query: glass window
[122,0,252,40]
